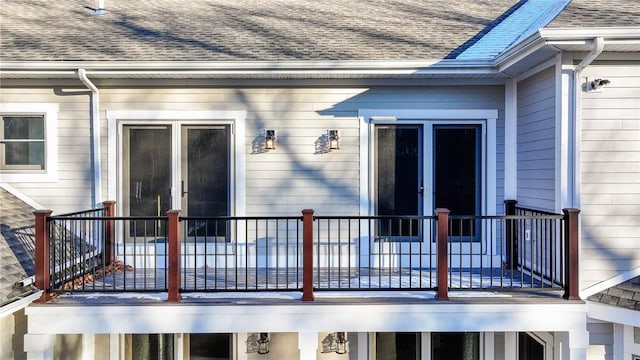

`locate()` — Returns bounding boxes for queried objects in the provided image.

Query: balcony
[34,201,580,303]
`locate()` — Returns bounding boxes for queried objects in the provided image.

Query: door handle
[181,181,188,197]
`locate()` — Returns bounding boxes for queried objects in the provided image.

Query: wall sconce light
[587,78,611,92]
[246,332,270,354]
[265,129,277,150]
[335,331,348,354]
[321,332,348,354]
[328,130,340,150]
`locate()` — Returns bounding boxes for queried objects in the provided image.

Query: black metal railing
[313,216,437,290]
[35,201,578,301]
[47,206,110,291]
[179,216,303,292]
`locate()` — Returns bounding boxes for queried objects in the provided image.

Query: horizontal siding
[2,83,505,217]
[517,66,556,211]
[587,320,613,360]
[0,87,94,213]
[580,62,640,289]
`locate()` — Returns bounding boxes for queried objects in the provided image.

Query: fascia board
[0,59,498,79]
[587,301,640,328]
[539,27,640,40]
[0,291,42,319]
[495,27,640,73]
[493,31,554,73]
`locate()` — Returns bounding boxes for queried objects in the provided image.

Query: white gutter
[0,290,43,319]
[0,59,490,71]
[571,37,604,208]
[77,69,103,206]
[575,37,605,72]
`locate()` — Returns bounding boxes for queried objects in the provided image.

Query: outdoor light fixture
[587,78,611,92]
[320,332,348,354]
[335,331,348,354]
[328,129,340,150]
[246,332,270,354]
[265,129,277,150]
[258,333,270,354]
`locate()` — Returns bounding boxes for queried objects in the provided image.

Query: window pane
[190,333,231,360]
[4,142,44,167]
[3,116,44,139]
[131,334,174,360]
[432,332,479,360]
[518,333,544,360]
[376,332,420,360]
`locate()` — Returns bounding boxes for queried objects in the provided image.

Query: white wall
[580,62,640,289]
[516,66,557,211]
[0,309,27,360]
[1,82,505,217]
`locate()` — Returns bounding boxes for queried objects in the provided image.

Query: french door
[375,125,423,240]
[374,123,482,242]
[122,123,231,239]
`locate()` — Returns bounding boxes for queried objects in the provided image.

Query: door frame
[107,110,246,217]
[359,109,497,254]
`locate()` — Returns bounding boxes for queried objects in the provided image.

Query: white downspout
[78,69,103,206]
[570,37,604,207]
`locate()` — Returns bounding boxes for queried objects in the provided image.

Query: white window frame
[359,109,497,218]
[518,331,553,360]
[359,109,497,256]
[0,103,58,182]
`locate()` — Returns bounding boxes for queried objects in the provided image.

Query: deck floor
[62,267,561,293]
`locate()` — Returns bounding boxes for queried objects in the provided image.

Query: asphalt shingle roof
[2,1,640,64]
[588,276,640,312]
[0,188,36,304]
[547,0,640,28]
[0,0,523,62]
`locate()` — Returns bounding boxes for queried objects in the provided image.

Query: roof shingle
[0,188,36,304]
[1,0,521,62]
[588,276,640,312]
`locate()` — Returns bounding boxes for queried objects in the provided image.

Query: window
[518,332,545,360]
[0,103,58,182]
[431,332,480,360]
[127,334,174,360]
[1,115,45,170]
[375,332,421,360]
[189,333,232,360]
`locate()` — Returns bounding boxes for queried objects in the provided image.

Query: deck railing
[34,201,580,302]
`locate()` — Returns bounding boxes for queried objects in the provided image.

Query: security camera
[587,78,611,92]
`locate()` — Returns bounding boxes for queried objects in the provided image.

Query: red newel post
[102,201,116,266]
[563,208,580,300]
[167,210,181,302]
[34,210,53,303]
[436,208,450,300]
[301,209,315,301]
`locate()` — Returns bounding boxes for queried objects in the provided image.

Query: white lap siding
[517,66,557,212]
[1,83,505,217]
[580,62,640,290]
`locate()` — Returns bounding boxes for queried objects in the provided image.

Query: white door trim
[107,110,246,216]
